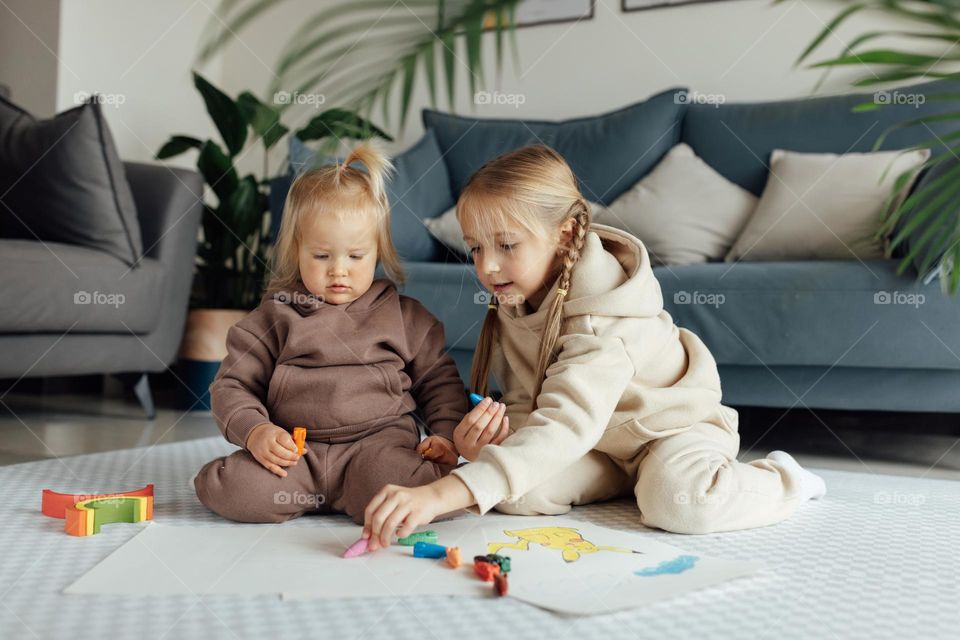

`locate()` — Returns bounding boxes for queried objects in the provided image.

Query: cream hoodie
[451,223,739,515]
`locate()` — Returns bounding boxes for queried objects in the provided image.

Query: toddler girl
[195,142,467,524]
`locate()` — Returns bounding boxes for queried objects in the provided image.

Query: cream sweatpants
[493,420,806,534]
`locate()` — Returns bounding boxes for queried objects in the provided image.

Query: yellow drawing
[487,527,639,563]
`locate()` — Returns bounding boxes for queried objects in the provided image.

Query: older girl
[362,144,824,545]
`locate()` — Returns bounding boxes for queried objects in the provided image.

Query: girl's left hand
[416,435,459,465]
[362,483,444,551]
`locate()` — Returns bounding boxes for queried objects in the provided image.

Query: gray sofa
[377,79,960,414]
[0,162,203,417]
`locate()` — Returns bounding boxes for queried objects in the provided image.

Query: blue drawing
[634,554,699,577]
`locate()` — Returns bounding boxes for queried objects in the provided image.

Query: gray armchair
[0,162,203,417]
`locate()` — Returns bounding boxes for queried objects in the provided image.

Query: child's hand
[416,435,458,465]
[362,483,444,551]
[453,397,509,462]
[246,423,299,477]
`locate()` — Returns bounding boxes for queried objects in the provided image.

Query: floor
[2,375,958,639]
[2,411,958,639]
[1,374,959,482]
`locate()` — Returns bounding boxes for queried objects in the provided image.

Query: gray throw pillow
[0,95,143,265]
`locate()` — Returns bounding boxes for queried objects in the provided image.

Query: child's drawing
[634,554,699,576]
[487,526,641,563]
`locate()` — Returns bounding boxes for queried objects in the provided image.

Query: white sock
[767,450,826,501]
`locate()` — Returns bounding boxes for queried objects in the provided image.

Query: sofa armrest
[122,161,203,365]
[124,162,203,263]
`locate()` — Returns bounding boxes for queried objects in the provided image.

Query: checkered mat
[0,436,957,639]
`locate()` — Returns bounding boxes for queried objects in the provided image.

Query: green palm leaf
[796,0,960,293]
[197,0,521,134]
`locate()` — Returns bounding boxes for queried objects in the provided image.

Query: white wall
[2,0,915,176]
[0,0,60,116]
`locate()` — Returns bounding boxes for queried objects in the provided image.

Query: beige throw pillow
[725,147,931,262]
[592,143,759,265]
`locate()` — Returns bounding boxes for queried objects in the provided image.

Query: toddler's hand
[453,397,509,462]
[416,435,458,465]
[246,423,299,477]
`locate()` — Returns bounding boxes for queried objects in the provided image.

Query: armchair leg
[114,372,156,419]
[132,373,156,420]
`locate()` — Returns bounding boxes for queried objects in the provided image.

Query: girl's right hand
[453,397,510,462]
[246,423,300,477]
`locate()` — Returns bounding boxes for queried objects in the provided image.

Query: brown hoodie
[210,278,468,448]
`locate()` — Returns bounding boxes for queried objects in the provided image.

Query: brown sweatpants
[194,422,450,525]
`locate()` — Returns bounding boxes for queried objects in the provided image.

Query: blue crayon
[468,393,484,407]
[413,541,448,559]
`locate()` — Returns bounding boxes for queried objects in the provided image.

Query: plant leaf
[441,28,457,111]
[399,54,417,133]
[295,108,392,143]
[464,5,484,98]
[229,175,262,239]
[237,91,288,149]
[811,49,960,67]
[193,72,247,156]
[423,37,437,108]
[197,140,239,204]
[156,135,203,159]
[795,3,866,67]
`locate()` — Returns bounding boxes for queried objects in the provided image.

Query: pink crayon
[343,537,370,559]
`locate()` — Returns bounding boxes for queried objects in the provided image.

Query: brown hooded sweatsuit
[194,278,469,525]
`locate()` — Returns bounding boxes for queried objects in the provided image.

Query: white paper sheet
[64,516,762,615]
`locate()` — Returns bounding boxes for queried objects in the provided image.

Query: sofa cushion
[594,142,758,265]
[0,239,165,334]
[725,147,929,262]
[422,86,688,204]
[385,129,452,262]
[657,258,960,370]
[0,95,143,266]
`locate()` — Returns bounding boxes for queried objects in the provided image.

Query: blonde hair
[266,141,405,295]
[457,144,591,402]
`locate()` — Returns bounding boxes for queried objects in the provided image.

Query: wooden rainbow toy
[64,495,154,536]
[42,484,154,518]
[42,484,155,536]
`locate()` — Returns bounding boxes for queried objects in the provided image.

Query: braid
[530,200,591,401]
[469,300,500,396]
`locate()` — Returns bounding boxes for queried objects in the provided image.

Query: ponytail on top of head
[266,140,405,295]
[458,144,593,403]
